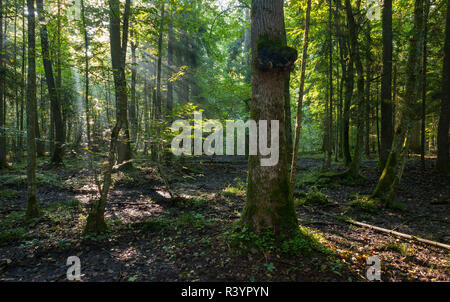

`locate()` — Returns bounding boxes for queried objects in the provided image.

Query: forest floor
[0,153,448,282]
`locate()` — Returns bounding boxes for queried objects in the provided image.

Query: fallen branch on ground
[316,210,450,250]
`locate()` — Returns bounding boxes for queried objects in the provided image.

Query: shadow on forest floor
[0,154,448,281]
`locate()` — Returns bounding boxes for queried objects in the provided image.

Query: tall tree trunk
[167,13,174,117]
[26,0,39,217]
[326,0,333,169]
[116,0,132,166]
[344,0,365,178]
[371,0,425,204]
[80,0,92,150]
[0,0,6,168]
[436,0,450,173]
[290,0,312,187]
[420,0,428,170]
[342,37,353,166]
[36,0,64,165]
[129,28,138,146]
[154,1,165,162]
[85,0,132,233]
[380,0,394,169]
[18,0,26,162]
[241,0,298,237]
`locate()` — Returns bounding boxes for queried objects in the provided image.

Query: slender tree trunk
[0,0,6,168]
[290,0,312,187]
[129,28,138,146]
[18,0,26,161]
[154,1,165,162]
[241,0,298,237]
[342,38,353,166]
[326,0,333,169]
[345,0,365,178]
[371,0,425,204]
[380,0,394,169]
[167,13,174,117]
[436,0,450,173]
[36,0,64,165]
[116,0,132,166]
[26,0,39,217]
[85,0,132,233]
[80,0,92,151]
[421,0,429,170]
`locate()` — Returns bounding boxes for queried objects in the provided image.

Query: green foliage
[349,195,378,213]
[0,189,19,201]
[382,242,415,257]
[296,187,329,206]
[0,211,30,246]
[228,225,329,257]
[0,227,29,246]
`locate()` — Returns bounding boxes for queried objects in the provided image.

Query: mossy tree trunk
[371,0,425,204]
[26,0,39,218]
[241,0,298,238]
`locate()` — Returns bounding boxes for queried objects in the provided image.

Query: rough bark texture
[371,0,424,204]
[380,0,394,169]
[436,0,450,173]
[241,0,298,237]
[26,0,39,218]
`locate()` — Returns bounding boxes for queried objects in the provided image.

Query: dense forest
[0,0,448,282]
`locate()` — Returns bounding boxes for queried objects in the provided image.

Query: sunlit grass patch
[295,187,329,207]
[348,195,378,213]
[221,178,246,198]
[381,242,415,257]
[228,225,331,257]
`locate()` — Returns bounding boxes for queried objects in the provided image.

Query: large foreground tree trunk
[436,0,450,173]
[241,0,298,237]
[371,0,424,204]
